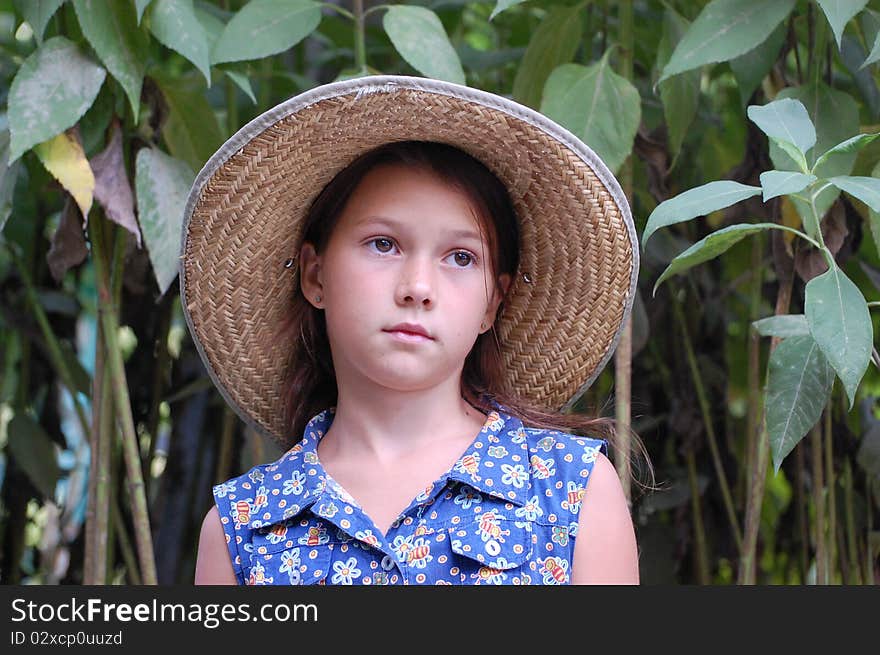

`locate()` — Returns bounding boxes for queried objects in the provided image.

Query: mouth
[383,325,434,342]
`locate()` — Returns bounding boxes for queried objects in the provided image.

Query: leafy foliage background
[0,0,879,585]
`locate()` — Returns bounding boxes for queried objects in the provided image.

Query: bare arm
[194,505,240,585]
[570,451,639,584]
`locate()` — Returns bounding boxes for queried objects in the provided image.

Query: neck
[318,378,486,464]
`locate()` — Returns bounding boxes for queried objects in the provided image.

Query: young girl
[182,76,642,585]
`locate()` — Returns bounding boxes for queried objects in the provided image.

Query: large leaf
[747,98,816,156]
[658,0,796,82]
[541,49,641,174]
[815,0,868,48]
[383,5,465,84]
[830,175,880,212]
[73,0,149,122]
[729,21,787,107]
[46,200,88,282]
[153,74,224,172]
[7,414,62,499]
[511,4,583,110]
[33,129,94,219]
[135,147,194,295]
[652,223,788,296]
[7,36,106,163]
[657,6,700,164]
[211,0,321,64]
[13,0,65,44]
[90,121,140,245]
[759,170,816,201]
[766,335,835,472]
[0,128,20,233]
[642,180,762,248]
[805,265,873,409]
[752,314,810,337]
[149,0,212,86]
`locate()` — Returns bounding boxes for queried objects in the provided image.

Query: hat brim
[180,75,639,443]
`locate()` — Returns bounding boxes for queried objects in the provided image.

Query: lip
[384,323,433,340]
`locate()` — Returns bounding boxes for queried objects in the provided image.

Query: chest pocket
[446,513,533,585]
[247,518,337,585]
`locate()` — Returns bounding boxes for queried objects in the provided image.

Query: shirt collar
[250,398,530,529]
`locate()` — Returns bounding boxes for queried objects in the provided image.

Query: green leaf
[771,137,810,173]
[212,0,321,64]
[658,0,796,82]
[540,50,641,174]
[813,133,880,172]
[13,0,65,44]
[0,128,21,233]
[7,36,106,163]
[729,21,787,107]
[136,0,152,24]
[489,0,527,21]
[73,0,149,122]
[815,0,868,48]
[766,335,835,472]
[149,0,212,86]
[7,413,62,499]
[135,147,194,295]
[511,4,583,110]
[153,74,224,172]
[747,97,816,155]
[759,170,817,201]
[657,6,700,164]
[805,265,873,410]
[194,3,224,46]
[383,5,465,84]
[642,180,762,248]
[652,223,784,296]
[752,314,810,337]
[220,67,256,104]
[830,175,880,212]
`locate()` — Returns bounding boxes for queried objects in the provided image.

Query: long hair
[276,140,652,490]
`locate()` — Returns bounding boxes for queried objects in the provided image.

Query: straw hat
[180,75,639,443]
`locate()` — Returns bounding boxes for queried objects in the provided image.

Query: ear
[298,241,324,308]
[481,273,511,333]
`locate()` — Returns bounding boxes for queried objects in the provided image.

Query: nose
[395,254,434,307]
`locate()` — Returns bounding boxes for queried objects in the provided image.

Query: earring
[315,295,322,303]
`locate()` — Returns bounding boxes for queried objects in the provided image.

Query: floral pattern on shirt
[213,399,608,585]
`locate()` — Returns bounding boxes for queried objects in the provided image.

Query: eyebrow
[356,216,483,243]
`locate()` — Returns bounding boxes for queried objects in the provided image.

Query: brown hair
[277,140,652,489]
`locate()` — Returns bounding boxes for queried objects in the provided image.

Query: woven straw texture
[181,78,636,443]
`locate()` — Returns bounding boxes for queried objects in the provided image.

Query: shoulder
[194,506,239,585]
[570,450,640,584]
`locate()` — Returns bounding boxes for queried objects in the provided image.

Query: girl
[183,76,644,585]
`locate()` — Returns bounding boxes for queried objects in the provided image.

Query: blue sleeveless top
[212,400,608,585]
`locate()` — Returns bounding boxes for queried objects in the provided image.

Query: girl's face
[299,163,511,396]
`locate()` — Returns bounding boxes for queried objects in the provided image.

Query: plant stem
[686,446,711,584]
[745,233,764,507]
[353,0,367,73]
[90,215,157,585]
[823,394,836,582]
[739,231,794,584]
[613,0,633,505]
[672,295,744,552]
[9,248,91,438]
[811,422,827,584]
[843,460,862,583]
[111,491,141,585]
[795,442,809,582]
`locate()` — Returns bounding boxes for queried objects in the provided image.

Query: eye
[367,237,396,254]
[448,251,476,268]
